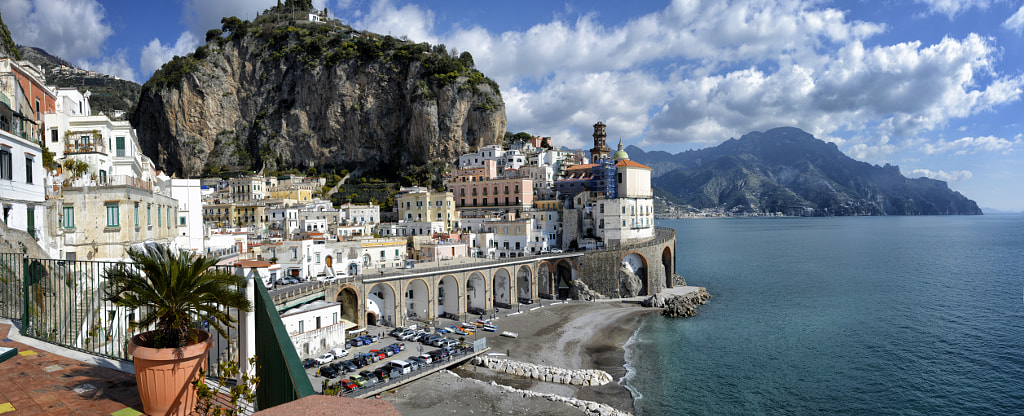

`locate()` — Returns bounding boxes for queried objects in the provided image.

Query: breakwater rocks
[642,287,712,317]
[472,356,613,386]
[445,370,632,416]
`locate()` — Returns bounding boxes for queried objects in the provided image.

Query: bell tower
[590,121,611,162]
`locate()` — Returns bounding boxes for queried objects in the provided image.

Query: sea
[624,215,1024,415]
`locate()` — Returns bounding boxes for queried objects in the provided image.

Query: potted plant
[104,244,252,416]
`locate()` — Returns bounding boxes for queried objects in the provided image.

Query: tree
[459,51,474,69]
[205,29,222,43]
[103,244,252,348]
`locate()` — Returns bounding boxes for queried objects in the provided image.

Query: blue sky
[2,0,1022,211]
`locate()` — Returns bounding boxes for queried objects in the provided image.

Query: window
[24,157,32,183]
[600,204,605,213]
[51,129,58,142]
[180,216,186,225]
[158,206,162,227]
[395,249,399,257]
[62,206,74,229]
[134,203,139,227]
[105,203,120,227]
[504,185,508,194]
[147,205,151,225]
[298,320,304,333]
[115,137,125,157]
[617,172,622,183]
[315,253,320,264]
[167,208,172,228]
[0,148,11,180]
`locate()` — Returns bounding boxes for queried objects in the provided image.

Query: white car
[316,352,335,365]
[330,348,349,358]
[550,248,563,253]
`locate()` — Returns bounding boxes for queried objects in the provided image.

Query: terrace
[0,253,399,414]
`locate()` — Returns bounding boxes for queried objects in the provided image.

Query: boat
[482,325,497,332]
[500,331,518,338]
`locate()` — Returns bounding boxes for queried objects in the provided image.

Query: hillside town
[1,56,655,282]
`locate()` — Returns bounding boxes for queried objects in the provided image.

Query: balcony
[64,141,107,155]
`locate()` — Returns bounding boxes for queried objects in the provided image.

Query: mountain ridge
[629,127,981,216]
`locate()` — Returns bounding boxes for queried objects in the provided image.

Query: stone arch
[332,285,360,327]
[620,251,650,297]
[553,259,577,299]
[367,282,397,327]
[516,265,533,302]
[437,275,460,318]
[404,278,430,319]
[466,271,487,314]
[538,262,552,298]
[347,261,360,276]
[492,268,511,308]
[366,311,378,326]
[662,246,673,289]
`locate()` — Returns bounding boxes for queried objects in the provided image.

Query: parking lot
[302,323,487,395]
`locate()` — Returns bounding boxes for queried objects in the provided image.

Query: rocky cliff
[132,12,506,177]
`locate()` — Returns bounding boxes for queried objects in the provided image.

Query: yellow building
[396,187,459,231]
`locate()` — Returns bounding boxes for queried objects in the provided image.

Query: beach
[382,301,656,415]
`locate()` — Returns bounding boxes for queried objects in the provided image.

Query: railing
[64,141,107,155]
[0,253,315,412]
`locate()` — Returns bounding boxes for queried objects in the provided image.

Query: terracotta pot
[128,330,212,416]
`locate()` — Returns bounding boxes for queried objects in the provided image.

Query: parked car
[373,367,391,382]
[359,370,379,383]
[356,372,376,388]
[349,373,367,387]
[344,340,353,349]
[302,358,317,369]
[339,360,358,373]
[391,342,406,351]
[389,328,405,338]
[350,337,364,347]
[369,349,387,360]
[518,297,534,305]
[330,348,349,358]
[369,334,380,343]
[550,248,563,253]
[316,353,335,365]
[339,379,357,392]
[418,353,433,364]
[407,356,426,370]
[432,338,452,347]
[319,366,339,379]
[351,356,368,368]
[424,335,443,345]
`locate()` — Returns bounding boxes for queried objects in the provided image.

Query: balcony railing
[64,141,107,155]
[0,253,315,412]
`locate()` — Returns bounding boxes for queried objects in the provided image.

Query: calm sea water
[625,215,1024,415]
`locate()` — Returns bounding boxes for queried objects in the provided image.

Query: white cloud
[79,49,138,82]
[0,0,113,62]
[140,32,201,78]
[1004,5,1024,33]
[914,0,992,18]
[349,0,437,45]
[922,135,1021,155]
[909,168,973,181]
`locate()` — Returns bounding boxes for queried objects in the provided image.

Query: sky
[1,0,1022,211]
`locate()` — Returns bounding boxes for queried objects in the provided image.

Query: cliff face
[132,20,506,177]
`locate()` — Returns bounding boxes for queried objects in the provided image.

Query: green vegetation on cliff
[0,11,20,60]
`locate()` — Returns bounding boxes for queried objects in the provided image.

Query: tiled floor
[0,323,144,415]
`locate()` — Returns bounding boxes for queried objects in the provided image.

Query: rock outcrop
[445,370,631,416]
[570,279,605,301]
[617,264,644,298]
[133,14,506,177]
[642,287,712,317]
[472,356,613,387]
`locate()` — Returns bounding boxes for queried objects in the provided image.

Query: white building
[0,126,47,243]
[170,178,204,252]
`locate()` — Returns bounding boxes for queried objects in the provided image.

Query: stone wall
[575,227,676,298]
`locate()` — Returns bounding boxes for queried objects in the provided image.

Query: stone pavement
[0,322,144,415]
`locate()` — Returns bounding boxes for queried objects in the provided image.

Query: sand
[382,300,656,415]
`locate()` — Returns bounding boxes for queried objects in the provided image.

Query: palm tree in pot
[104,244,252,416]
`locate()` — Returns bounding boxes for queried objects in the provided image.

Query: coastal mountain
[17,46,142,117]
[630,127,982,216]
[132,1,506,177]
[0,11,19,59]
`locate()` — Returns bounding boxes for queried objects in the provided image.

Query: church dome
[612,139,629,161]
